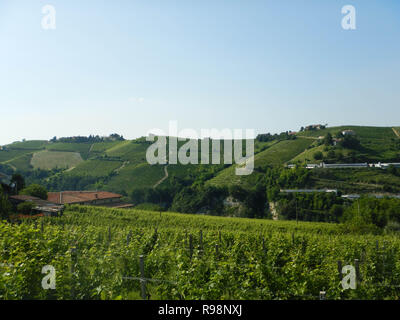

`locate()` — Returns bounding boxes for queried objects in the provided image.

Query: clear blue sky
[1,0,399,145]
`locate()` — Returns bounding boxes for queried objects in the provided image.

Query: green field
[208,138,314,189]
[45,143,92,160]
[67,159,123,177]
[6,140,48,150]
[104,163,165,193]
[1,205,400,300]
[30,150,83,170]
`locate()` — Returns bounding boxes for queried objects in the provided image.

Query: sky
[0,0,399,145]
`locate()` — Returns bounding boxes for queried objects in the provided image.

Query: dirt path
[114,161,130,174]
[88,143,95,153]
[153,165,169,189]
[392,128,400,139]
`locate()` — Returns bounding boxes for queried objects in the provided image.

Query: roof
[10,195,41,201]
[47,191,122,204]
[9,195,63,211]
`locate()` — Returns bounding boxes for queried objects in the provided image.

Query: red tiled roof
[47,191,122,204]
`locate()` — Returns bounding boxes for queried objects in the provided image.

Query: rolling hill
[0,125,399,197]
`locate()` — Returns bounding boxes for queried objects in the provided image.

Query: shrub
[17,202,35,215]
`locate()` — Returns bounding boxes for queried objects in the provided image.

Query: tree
[313,151,323,160]
[0,186,11,220]
[323,132,333,146]
[20,184,48,200]
[341,135,360,149]
[11,173,25,194]
[17,202,35,215]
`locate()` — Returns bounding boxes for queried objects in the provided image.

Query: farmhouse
[47,191,134,209]
[342,130,356,136]
[9,195,64,216]
[305,124,325,131]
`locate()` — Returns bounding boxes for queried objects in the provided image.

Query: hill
[0,125,399,200]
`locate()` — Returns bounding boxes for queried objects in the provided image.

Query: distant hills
[1,125,400,196]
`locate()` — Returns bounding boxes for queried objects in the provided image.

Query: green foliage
[313,151,323,160]
[0,186,11,220]
[341,197,400,230]
[11,173,25,193]
[16,202,35,215]
[20,184,48,200]
[2,206,400,299]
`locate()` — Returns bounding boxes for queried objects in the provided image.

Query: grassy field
[207,138,314,189]
[45,143,93,160]
[0,149,32,163]
[104,162,165,193]
[30,150,83,170]
[6,140,48,150]
[67,159,123,177]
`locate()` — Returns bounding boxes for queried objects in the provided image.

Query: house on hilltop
[47,191,134,209]
[342,130,356,136]
[305,124,325,131]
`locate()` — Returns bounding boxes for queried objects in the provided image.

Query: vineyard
[1,205,400,300]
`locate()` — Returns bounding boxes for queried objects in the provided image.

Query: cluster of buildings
[287,162,400,170]
[1,179,134,217]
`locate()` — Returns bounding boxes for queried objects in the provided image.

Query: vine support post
[70,247,77,299]
[139,255,147,300]
[215,244,219,260]
[189,234,193,259]
[354,259,360,285]
[262,237,266,253]
[199,230,203,252]
[337,260,343,280]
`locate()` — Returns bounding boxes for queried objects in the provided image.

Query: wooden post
[219,231,222,244]
[337,260,343,280]
[291,232,295,245]
[215,244,219,260]
[319,291,326,300]
[262,237,265,253]
[189,234,193,258]
[70,247,77,299]
[376,240,379,251]
[199,230,203,251]
[108,226,111,242]
[354,259,360,284]
[126,231,132,246]
[139,255,146,300]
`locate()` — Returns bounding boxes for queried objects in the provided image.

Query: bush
[20,184,48,200]
[17,202,35,215]
[313,151,323,160]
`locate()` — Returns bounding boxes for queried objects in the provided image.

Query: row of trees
[50,133,125,143]
[256,131,297,142]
